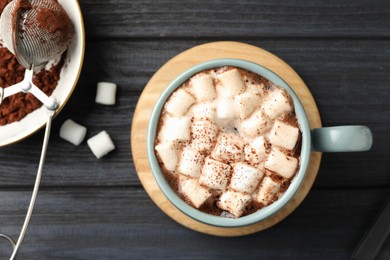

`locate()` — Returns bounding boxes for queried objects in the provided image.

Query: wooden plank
[79,0,390,38]
[0,188,389,259]
[0,39,388,187]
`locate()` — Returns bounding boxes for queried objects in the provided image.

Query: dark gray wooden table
[1,0,390,259]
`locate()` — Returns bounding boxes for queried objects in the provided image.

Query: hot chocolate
[154,66,302,218]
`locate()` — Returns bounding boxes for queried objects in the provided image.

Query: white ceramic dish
[0,0,85,146]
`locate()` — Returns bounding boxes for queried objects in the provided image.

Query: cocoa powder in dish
[0,46,65,126]
[0,0,67,126]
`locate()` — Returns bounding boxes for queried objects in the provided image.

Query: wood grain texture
[79,0,390,38]
[0,0,389,258]
[0,39,388,188]
[0,188,390,259]
[131,41,322,236]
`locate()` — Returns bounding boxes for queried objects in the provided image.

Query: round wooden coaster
[131,41,322,236]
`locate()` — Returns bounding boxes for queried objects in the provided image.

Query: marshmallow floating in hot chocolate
[199,157,231,191]
[269,120,299,150]
[254,176,281,206]
[190,102,216,121]
[240,109,271,137]
[154,66,302,218]
[244,136,268,165]
[216,97,236,124]
[165,89,195,117]
[178,147,204,178]
[190,74,216,102]
[218,190,252,218]
[155,142,178,172]
[230,162,263,194]
[190,120,218,152]
[261,89,292,119]
[211,132,244,163]
[265,147,298,179]
[235,90,262,120]
[216,68,246,97]
[159,116,191,142]
[179,176,212,209]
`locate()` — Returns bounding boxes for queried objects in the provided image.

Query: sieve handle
[0,111,54,259]
[0,82,25,105]
[0,69,58,111]
[22,68,58,111]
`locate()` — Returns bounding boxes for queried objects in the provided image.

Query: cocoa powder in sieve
[0,0,10,13]
[0,0,66,126]
[36,2,73,47]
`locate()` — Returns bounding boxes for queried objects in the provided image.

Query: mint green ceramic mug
[147,59,373,228]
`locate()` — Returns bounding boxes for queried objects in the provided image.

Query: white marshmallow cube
[254,176,281,205]
[178,147,204,178]
[160,117,191,142]
[245,80,265,96]
[95,82,117,105]
[216,97,236,124]
[244,136,268,165]
[240,110,271,137]
[199,157,232,191]
[230,162,263,194]
[59,119,87,146]
[235,91,262,119]
[191,74,216,102]
[261,89,292,119]
[269,120,300,150]
[155,142,178,172]
[265,147,298,179]
[216,69,246,97]
[87,131,115,159]
[212,133,244,163]
[179,177,212,208]
[165,89,195,117]
[190,120,219,152]
[190,102,216,121]
[217,190,251,218]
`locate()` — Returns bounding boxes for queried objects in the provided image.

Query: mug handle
[312,126,373,152]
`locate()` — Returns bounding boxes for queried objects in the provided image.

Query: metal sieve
[0,0,73,258]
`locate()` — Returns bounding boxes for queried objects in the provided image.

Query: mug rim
[147,58,311,227]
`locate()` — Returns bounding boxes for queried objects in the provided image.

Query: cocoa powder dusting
[0,1,67,126]
[37,6,73,46]
[0,0,11,13]
[0,46,65,126]
[11,0,32,35]
[19,0,32,9]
